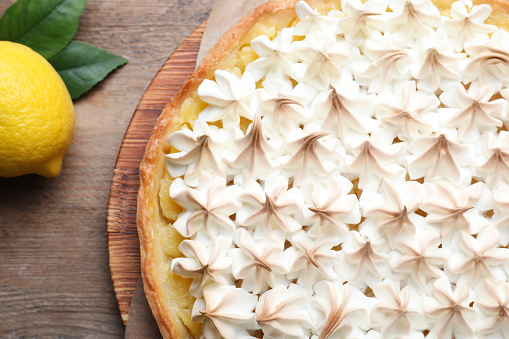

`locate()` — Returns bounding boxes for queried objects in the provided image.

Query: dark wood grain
[108,23,205,325]
[0,0,211,337]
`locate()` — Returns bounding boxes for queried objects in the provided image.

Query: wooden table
[0,0,212,337]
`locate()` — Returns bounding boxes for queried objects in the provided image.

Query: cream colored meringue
[293,33,360,88]
[338,0,389,46]
[249,28,295,81]
[360,178,424,241]
[342,231,388,285]
[420,181,489,243]
[389,232,449,289]
[284,131,338,184]
[411,29,464,91]
[230,228,292,294]
[172,236,233,297]
[476,280,509,336]
[297,174,361,238]
[448,228,509,284]
[439,82,503,142]
[388,0,441,42]
[312,281,372,338]
[170,176,240,238]
[225,114,278,185]
[376,80,439,141]
[290,229,339,286]
[371,280,428,337]
[256,78,316,134]
[346,129,406,189]
[192,285,259,338]
[294,1,341,38]
[198,70,256,126]
[476,131,509,186]
[464,30,509,87]
[311,82,378,149]
[422,276,476,338]
[255,284,314,338]
[442,1,496,53]
[355,36,412,93]
[236,174,303,237]
[165,120,227,186]
[406,132,472,185]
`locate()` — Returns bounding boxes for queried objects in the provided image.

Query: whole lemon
[0,41,75,178]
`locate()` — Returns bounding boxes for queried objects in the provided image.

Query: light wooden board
[107,22,205,325]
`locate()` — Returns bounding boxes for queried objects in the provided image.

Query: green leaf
[49,41,128,100]
[0,0,87,59]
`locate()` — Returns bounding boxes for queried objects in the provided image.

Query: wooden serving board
[107,22,206,325]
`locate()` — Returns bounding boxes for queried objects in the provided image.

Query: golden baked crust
[137,0,509,338]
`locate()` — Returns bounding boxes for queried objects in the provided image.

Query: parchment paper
[125,1,269,337]
[196,0,269,66]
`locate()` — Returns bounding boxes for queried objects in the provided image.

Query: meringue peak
[344,233,387,282]
[321,87,373,141]
[285,131,334,183]
[227,114,276,183]
[408,133,471,183]
[347,135,406,189]
[479,147,509,185]
[317,282,366,339]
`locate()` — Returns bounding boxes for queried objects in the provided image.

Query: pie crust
[137,0,509,338]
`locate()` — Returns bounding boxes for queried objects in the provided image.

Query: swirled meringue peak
[164,0,509,337]
[443,0,496,53]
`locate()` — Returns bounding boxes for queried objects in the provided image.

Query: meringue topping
[165,120,226,185]
[389,0,441,41]
[338,0,389,45]
[343,231,388,284]
[314,281,370,338]
[236,175,303,236]
[407,133,472,184]
[226,114,277,184]
[423,276,476,337]
[448,228,509,284]
[162,0,509,337]
[172,236,233,297]
[290,230,339,286]
[421,181,488,243]
[390,232,449,289]
[476,132,509,186]
[439,82,503,141]
[317,86,378,146]
[230,229,290,294]
[376,81,439,140]
[346,129,406,189]
[170,176,240,237]
[197,70,255,125]
[192,285,258,338]
[371,280,428,337]
[412,30,464,91]
[442,1,496,53]
[476,280,509,335]
[362,178,423,240]
[255,284,314,338]
[464,30,509,86]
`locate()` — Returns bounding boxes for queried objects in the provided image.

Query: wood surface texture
[108,22,205,326]
[0,1,211,337]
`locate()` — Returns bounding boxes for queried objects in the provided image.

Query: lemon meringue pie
[138,0,509,338]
